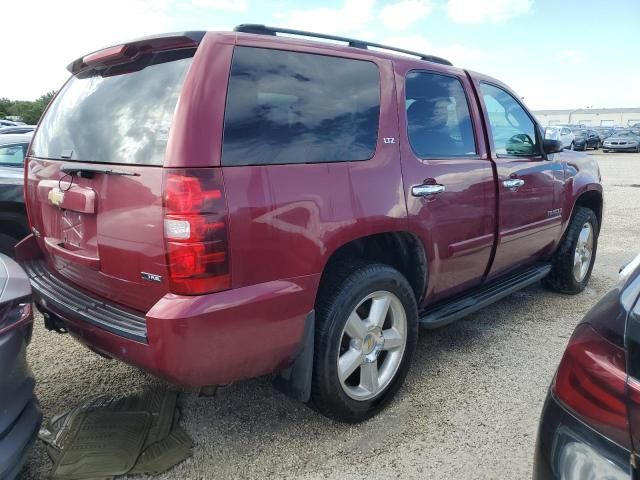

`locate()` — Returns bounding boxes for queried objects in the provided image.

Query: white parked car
[544,126,575,149]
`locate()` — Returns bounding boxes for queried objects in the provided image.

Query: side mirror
[543,139,563,154]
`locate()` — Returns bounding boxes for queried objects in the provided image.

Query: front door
[472,79,561,278]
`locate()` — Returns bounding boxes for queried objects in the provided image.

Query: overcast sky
[2,0,639,110]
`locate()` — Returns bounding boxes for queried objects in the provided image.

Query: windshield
[0,143,27,166]
[31,49,193,165]
[573,129,587,136]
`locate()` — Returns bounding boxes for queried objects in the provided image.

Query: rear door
[26,45,196,312]
[470,76,562,278]
[396,64,496,302]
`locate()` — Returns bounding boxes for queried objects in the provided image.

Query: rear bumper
[27,258,319,387]
[603,144,638,151]
[533,392,631,480]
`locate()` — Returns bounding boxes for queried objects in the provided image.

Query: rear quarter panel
[216,40,408,288]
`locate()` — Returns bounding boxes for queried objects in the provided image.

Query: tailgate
[26,42,196,312]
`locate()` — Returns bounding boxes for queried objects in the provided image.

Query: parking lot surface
[23,152,640,480]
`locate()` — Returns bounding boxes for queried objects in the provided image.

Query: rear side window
[222,47,380,166]
[405,71,476,157]
[31,50,193,165]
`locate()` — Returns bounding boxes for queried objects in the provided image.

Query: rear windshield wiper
[61,163,139,177]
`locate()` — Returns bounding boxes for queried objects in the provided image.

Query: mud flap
[273,310,315,403]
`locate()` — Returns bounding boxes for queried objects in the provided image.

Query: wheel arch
[317,231,428,305]
[574,190,603,229]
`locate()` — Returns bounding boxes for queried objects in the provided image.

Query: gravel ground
[22,152,640,480]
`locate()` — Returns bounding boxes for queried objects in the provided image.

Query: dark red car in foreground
[18,25,603,422]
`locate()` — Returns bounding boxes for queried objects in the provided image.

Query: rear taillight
[553,324,631,448]
[0,302,32,335]
[163,168,230,295]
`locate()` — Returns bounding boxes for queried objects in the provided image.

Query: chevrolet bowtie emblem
[48,188,65,207]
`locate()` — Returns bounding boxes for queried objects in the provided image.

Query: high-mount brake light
[83,45,129,65]
[163,169,230,295]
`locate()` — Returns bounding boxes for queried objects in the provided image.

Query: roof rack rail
[233,24,453,66]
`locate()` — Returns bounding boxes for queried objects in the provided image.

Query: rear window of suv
[222,47,380,166]
[31,49,193,166]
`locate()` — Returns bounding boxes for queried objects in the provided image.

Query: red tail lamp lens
[163,169,230,295]
[553,325,630,448]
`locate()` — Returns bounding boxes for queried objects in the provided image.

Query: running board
[419,264,552,329]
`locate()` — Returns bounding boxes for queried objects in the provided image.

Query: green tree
[0,91,56,124]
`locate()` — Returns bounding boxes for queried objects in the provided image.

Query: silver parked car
[0,126,35,135]
[544,125,575,149]
[602,130,640,153]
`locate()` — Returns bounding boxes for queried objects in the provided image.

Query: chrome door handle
[412,184,445,197]
[503,179,525,189]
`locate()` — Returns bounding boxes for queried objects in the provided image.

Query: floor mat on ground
[39,389,193,479]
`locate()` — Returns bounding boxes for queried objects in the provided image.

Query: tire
[594,142,599,150]
[543,206,599,294]
[310,261,418,423]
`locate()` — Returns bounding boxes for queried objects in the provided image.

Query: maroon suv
[18,25,603,422]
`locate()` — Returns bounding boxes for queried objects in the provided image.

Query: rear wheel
[311,262,418,422]
[543,206,598,294]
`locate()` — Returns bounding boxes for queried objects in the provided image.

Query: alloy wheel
[337,291,407,401]
[573,222,594,282]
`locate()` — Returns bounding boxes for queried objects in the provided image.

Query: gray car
[0,133,32,257]
[602,130,640,153]
[0,254,41,480]
[0,126,35,135]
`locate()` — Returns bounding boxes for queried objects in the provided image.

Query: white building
[533,108,640,127]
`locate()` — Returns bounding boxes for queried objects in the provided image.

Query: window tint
[0,143,26,166]
[222,47,380,166]
[31,50,193,165]
[480,83,539,157]
[405,72,476,157]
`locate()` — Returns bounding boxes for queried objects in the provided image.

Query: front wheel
[543,206,599,294]
[311,262,418,423]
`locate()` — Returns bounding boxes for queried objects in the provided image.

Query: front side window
[222,47,380,166]
[0,143,26,166]
[480,83,539,157]
[405,71,476,157]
